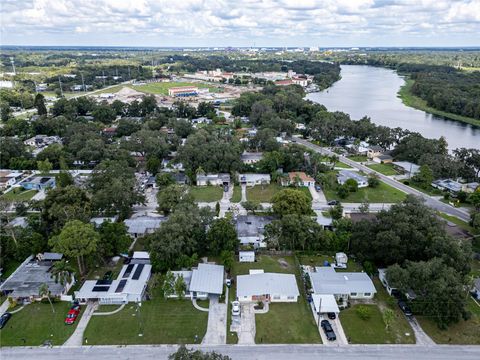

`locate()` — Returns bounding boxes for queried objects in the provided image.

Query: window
[287,296,295,300]
[350,292,357,296]
[364,292,371,297]
[273,295,280,300]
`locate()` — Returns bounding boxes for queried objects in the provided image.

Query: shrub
[356,305,372,320]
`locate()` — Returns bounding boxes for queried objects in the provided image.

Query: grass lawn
[348,155,368,162]
[335,162,353,169]
[436,212,476,235]
[231,185,242,203]
[367,163,399,176]
[323,182,407,203]
[133,82,220,95]
[234,255,296,275]
[416,297,480,344]
[402,181,444,196]
[246,184,282,203]
[0,302,82,346]
[83,297,208,345]
[189,186,224,202]
[0,188,37,202]
[340,304,414,344]
[297,254,364,272]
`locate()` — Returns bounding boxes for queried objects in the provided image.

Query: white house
[239,251,255,263]
[238,173,271,186]
[241,152,264,165]
[308,267,376,307]
[281,172,315,187]
[124,215,167,238]
[0,170,23,189]
[188,263,224,300]
[337,170,368,188]
[237,271,299,303]
[196,173,230,186]
[75,253,151,305]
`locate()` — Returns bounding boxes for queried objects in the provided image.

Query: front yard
[83,296,209,345]
[367,163,399,176]
[246,184,312,203]
[323,181,407,203]
[189,186,224,202]
[0,188,37,202]
[231,185,242,203]
[0,302,82,346]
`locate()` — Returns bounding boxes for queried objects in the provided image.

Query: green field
[323,182,407,203]
[246,184,312,203]
[189,186,224,202]
[0,188,37,202]
[0,302,82,346]
[398,79,480,127]
[83,297,208,345]
[231,185,242,203]
[133,81,220,95]
[367,163,399,176]
[340,303,414,344]
[416,297,480,344]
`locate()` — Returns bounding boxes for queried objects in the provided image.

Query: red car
[65,306,81,325]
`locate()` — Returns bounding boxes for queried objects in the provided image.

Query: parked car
[327,312,336,320]
[231,301,241,316]
[321,320,336,341]
[226,278,232,287]
[327,200,338,206]
[315,185,322,192]
[398,300,413,316]
[0,312,12,329]
[65,307,81,325]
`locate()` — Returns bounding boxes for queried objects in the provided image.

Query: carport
[312,294,340,315]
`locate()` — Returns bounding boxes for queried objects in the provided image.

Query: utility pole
[81,72,86,92]
[102,70,106,86]
[316,297,322,330]
[58,76,64,97]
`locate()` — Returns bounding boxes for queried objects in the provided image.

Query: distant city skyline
[1,0,479,47]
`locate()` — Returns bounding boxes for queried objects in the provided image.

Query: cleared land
[367,163,399,176]
[416,297,480,345]
[189,186,224,202]
[323,182,407,203]
[0,302,82,346]
[83,296,208,345]
[246,184,312,203]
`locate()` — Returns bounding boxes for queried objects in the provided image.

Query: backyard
[297,253,363,272]
[83,296,209,345]
[323,182,407,203]
[189,186,224,202]
[0,302,82,346]
[246,184,312,203]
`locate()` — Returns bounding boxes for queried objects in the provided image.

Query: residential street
[295,138,471,222]
[4,345,480,360]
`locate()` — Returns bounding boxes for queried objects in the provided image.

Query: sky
[1,0,479,47]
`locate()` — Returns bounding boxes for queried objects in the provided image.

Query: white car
[231,301,241,316]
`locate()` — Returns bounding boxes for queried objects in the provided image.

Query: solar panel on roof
[123,264,134,278]
[95,279,113,285]
[115,279,127,293]
[132,264,144,280]
[92,286,110,292]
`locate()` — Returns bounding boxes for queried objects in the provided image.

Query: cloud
[0,0,479,46]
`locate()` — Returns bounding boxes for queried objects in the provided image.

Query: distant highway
[2,344,480,360]
[295,138,471,222]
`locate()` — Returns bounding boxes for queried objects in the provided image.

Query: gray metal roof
[237,273,299,298]
[124,216,167,235]
[392,161,420,174]
[337,170,367,184]
[309,267,376,295]
[189,263,224,295]
[241,152,264,161]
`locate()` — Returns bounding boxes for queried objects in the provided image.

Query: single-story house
[21,176,56,191]
[75,253,151,304]
[367,145,384,159]
[171,172,188,185]
[124,215,167,238]
[431,179,463,194]
[312,294,340,315]
[236,215,274,248]
[337,170,368,188]
[238,173,271,186]
[0,170,23,189]
[239,251,255,263]
[392,161,420,176]
[6,216,28,229]
[237,271,299,303]
[372,154,393,164]
[463,182,479,194]
[188,263,224,299]
[281,172,315,187]
[241,152,264,164]
[0,253,72,301]
[90,216,118,227]
[308,267,376,306]
[196,173,230,186]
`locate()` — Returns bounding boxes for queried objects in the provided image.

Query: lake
[306,65,479,150]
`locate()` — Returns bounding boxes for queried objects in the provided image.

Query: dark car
[315,185,322,192]
[327,312,336,320]
[0,312,12,329]
[398,300,413,316]
[321,320,336,341]
[327,200,338,206]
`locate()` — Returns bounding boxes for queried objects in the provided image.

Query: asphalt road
[295,138,471,222]
[2,345,480,360]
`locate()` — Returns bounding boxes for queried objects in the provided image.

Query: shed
[335,252,348,266]
[239,251,255,263]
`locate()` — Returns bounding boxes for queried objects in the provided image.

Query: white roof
[392,161,420,174]
[133,251,150,260]
[240,251,255,256]
[237,273,299,298]
[312,294,340,313]
[124,216,166,235]
[189,263,224,295]
[309,267,376,295]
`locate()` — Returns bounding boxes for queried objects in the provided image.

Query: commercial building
[75,253,152,304]
[237,270,299,303]
[168,86,199,97]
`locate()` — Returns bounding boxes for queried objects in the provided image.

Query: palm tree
[39,283,55,313]
[51,260,75,287]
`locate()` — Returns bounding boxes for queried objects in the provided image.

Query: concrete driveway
[63,301,97,346]
[408,316,435,345]
[230,303,256,344]
[202,295,227,345]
